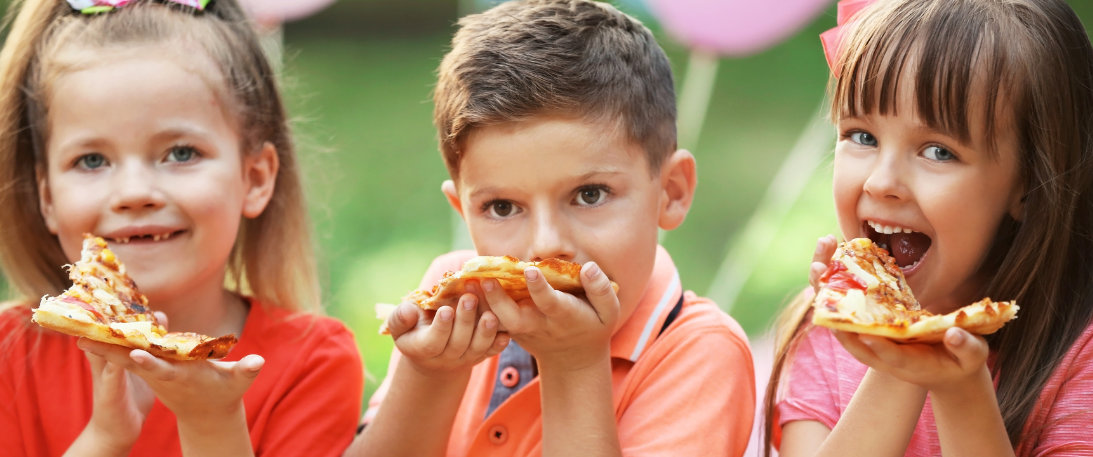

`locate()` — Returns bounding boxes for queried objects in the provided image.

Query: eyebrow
[465,168,626,200]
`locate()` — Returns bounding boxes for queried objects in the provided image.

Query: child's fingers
[443,294,479,358]
[580,261,619,325]
[386,303,423,339]
[481,278,523,331]
[485,332,511,358]
[523,267,560,316]
[416,306,456,357]
[465,309,500,357]
[809,235,838,289]
[154,311,169,329]
[228,354,265,382]
[943,328,988,370]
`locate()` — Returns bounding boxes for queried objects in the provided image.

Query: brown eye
[489,201,514,217]
[575,186,607,206]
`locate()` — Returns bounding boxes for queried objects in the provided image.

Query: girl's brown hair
[764,0,1093,454]
[0,0,320,313]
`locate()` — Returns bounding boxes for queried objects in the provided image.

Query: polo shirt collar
[609,245,682,362]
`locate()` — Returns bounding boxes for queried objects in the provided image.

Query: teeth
[867,220,915,235]
[119,237,130,244]
[153,234,162,242]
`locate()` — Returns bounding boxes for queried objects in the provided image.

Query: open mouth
[108,230,185,245]
[865,220,931,270]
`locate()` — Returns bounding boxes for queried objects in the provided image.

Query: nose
[109,161,166,212]
[528,208,575,262]
[862,150,909,201]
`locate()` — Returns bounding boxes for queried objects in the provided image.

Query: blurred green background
[2,0,1091,404]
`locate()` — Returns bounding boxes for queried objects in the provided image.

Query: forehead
[456,115,650,187]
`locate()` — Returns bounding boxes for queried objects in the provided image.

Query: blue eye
[75,153,107,170]
[574,185,608,206]
[849,131,877,146]
[923,145,956,161]
[166,145,199,163]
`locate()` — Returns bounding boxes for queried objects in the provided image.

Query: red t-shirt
[0,299,364,457]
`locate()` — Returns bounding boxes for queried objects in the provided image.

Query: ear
[37,166,59,234]
[441,179,464,218]
[1007,177,1025,221]
[658,149,697,231]
[241,142,279,219]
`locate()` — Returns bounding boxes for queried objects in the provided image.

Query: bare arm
[346,292,508,457]
[538,350,620,457]
[931,356,1014,456]
[780,368,926,457]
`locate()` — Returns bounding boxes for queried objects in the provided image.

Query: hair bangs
[833,0,1020,153]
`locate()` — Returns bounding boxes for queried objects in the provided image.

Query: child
[346,1,755,456]
[765,0,1093,455]
[0,0,363,455]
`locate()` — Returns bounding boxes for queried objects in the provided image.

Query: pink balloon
[238,0,336,24]
[647,0,834,56]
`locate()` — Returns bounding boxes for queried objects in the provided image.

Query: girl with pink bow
[764,0,1093,456]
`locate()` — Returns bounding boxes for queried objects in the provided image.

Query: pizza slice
[376,256,617,334]
[32,234,236,360]
[811,237,1018,343]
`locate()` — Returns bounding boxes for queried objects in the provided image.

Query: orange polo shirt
[366,246,755,456]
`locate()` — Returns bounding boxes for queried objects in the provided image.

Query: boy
[347,1,754,455]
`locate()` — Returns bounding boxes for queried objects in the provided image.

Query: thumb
[154,311,169,329]
[944,328,988,369]
[386,303,422,338]
[581,261,619,326]
[234,354,265,379]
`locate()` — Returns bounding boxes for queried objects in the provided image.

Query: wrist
[927,364,993,401]
[536,346,611,375]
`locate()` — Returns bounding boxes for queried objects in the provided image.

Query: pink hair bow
[819,0,875,74]
[67,0,209,14]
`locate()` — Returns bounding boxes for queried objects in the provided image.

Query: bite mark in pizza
[811,238,1018,343]
[32,234,237,360]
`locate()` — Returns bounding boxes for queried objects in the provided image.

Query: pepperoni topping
[821,262,867,293]
[60,295,105,323]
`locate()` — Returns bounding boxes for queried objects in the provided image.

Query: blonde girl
[766,0,1093,455]
[0,0,362,455]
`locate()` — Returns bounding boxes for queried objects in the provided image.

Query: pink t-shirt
[777,323,1093,456]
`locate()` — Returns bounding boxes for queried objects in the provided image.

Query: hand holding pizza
[484,261,620,371]
[387,285,510,377]
[65,350,157,455]
[77,338,263,444]
[833,326,992,393]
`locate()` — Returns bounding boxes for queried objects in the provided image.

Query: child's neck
[157,286,250,338]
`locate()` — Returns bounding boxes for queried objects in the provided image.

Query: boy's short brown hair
[434,0,676,178]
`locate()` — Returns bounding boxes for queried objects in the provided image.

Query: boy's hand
[833,327,990,393]
[485,261,620,370]
[809,234,838,292]
[387,285,510,377]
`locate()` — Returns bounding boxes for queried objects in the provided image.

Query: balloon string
[705,99,834,313]
[676,49,720,151]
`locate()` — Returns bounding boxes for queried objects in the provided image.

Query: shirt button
[499,366,520,388]
[488,425,508,445]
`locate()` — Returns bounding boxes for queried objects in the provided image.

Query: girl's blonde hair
[765,0,1093,454]
[0,0,320,313]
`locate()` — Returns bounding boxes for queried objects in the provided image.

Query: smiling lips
[865,220,931,269]
[106,230,183,245]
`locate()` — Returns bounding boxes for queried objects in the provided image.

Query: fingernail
[462,294,476,310]
[948,329,965,346]
[438,307,454,321]
[584,261,601,279]
[484,316,497,329]
[466,282,479,294]
[525,267,540,282]
[482,280,495,292]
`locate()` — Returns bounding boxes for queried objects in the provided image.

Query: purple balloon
[238,0,336,24]
[647,0,833,56]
